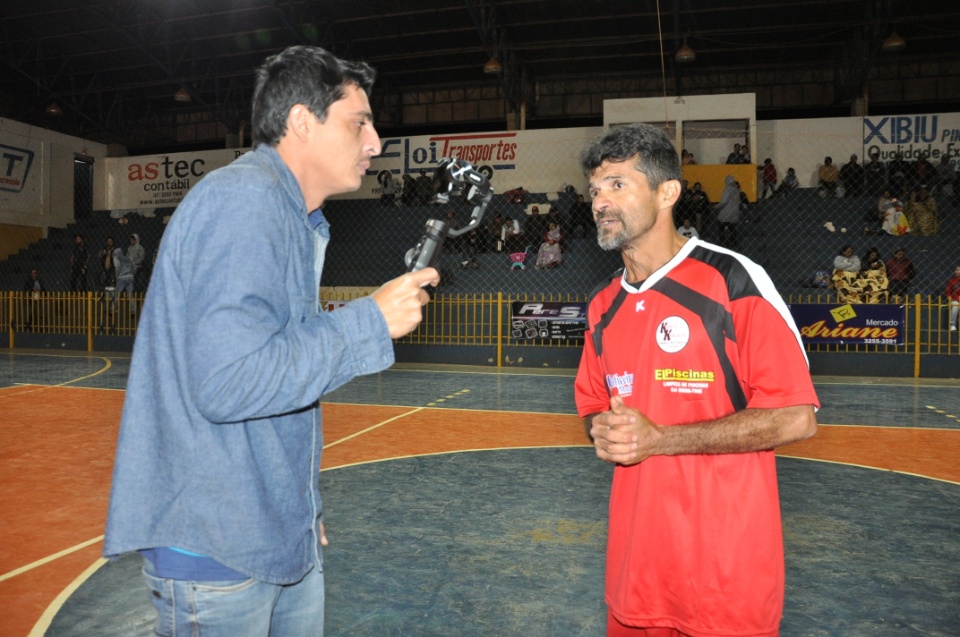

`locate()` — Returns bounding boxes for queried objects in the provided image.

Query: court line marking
[0,536,104,583]
[0,356,113,399]
[28,557,109,637]
[324,407,425,449]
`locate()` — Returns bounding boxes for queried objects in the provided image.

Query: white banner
[0,133,43,215]
[862,113,960,161]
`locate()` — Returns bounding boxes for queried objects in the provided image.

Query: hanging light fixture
[676,37,696,63]
[174,87,192,102]
[483,56,502,74]
[882,30,906,53]
[45,101,63,116]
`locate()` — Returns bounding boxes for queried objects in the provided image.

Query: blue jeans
[143,558,324,637]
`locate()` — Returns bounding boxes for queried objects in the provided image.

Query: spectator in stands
[934,156,954,197]
[860,247,885,274]
[715,175,741,249]
[502,185,529,204]
[128,234,146,293]
[839,154,864,197]
[888,152,910,194]
[681,149,696,165]
[946,265,960,332]
[913,152,935,189]
[113,247,136,317]
[818,157,839,197]
[906,185,939,236]
[487,212,506,251]
[677,217,699,239]
[886,247,916,300]
[415,169,433,204]
[400,174,418,205]
[725,143,750,164]
[70,233,90,293]
[758,158,777,199]
[864,152,887,194]
[99,236,116,289]
[21,268,45,331]
[570,193,595,239]
[501,214,525,252]
[880,197,910,236]
[535,221,563,269]
[553,183,579,217]
[688,181,710,234]
[833,245,860,273]
[443,209,479,270]
[774,167,798,197]
[524,205,548,243]
[379,172,398,206]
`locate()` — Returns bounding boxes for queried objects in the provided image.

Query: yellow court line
[0,356,113,399]
[323,407,425,449]
[28,557,109,637]
[0,535,104,583]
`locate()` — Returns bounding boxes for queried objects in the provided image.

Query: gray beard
[597,226,627,251]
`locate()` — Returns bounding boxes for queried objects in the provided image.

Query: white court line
[0,535,104,583]
[324,406,424,449]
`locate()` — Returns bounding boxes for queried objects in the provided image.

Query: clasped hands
[589,395,664,466]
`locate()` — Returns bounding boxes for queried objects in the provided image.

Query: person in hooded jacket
[714,175,741,250]
[128,233,146,292]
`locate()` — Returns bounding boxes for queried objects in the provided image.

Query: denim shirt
[103,145,395,584]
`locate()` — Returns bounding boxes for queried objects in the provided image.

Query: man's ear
[287,104,313,143]
[658,179,682,209]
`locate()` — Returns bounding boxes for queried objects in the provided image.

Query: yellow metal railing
[3,292,957,368]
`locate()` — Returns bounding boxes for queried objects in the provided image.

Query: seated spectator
[400,174,418,205]
[934,155,955,197]
[569,194,595,239]
[524,205,547,243]
[864,152,888,194]
[415,169,433,204]
[913,153,935,189]
[379,172,398,207]
[677,217,699,239]
[818,157,839,197]
[886,248,916,300]
[833,245,861,273]
[880,198,910,236]
[774,167,798,197]
[487,212,506,251]
[535,222,563,270]
[888,152,910,194]
[501,215,525,252]
[502,186,529,204]
[758,158,777,199]
[839,154,864,197]
[681,149,696,165]
[860,247,885,274]
[905,185,939,236]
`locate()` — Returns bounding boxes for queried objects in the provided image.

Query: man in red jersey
[575,124,819,637]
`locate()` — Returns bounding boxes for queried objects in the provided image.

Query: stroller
[509,247,531,270]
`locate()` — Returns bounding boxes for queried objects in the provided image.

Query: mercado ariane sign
[790,303,905,345]
[511,301,586,341]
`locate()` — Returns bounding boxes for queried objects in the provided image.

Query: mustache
[595,211,622,223]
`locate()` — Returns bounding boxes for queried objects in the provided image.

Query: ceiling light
[676,38,696,64]
[882,30,906,53]
[174,87,192,102]
[483,57,502,74]
[45,102,63,116]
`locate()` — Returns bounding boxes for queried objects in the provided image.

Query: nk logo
[0,144,35,193]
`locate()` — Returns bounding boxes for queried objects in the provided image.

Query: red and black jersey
[575,238,819,637]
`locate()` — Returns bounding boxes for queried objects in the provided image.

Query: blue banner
[789,303,906,345]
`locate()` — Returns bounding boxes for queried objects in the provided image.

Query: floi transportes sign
[511,301,587,341]
[790,303,905,345]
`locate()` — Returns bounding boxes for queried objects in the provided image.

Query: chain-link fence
[2,124,959,331]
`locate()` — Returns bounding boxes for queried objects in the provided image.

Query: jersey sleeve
[733,296,820,411]
[575,307,612,418]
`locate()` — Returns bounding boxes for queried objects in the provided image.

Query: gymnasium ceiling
[2,0,958,154]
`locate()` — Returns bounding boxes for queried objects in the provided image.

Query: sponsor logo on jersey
[605,371,634,397]
[654,368,716,381]
[655,316,690,353]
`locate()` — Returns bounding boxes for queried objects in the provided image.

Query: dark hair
[579,123,681,188]
[839,244,853,255]
[251,46,376,148]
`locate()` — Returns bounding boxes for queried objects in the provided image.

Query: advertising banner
[510,301,587,341]
[790,303,905,345]
[862,113,960,162]
[0,134,42,214]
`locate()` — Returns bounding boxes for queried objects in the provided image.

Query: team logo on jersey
[635,300,645,312]
[605,371,634,397]
[655,316,690,353]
